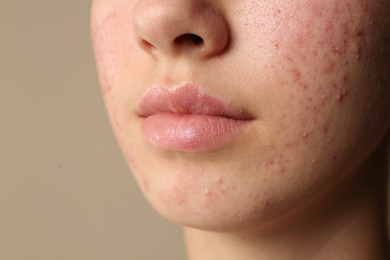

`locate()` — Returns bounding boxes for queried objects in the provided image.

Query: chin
[128,157,314,233]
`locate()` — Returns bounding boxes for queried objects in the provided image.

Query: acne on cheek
[268,1,373,147]
[92,7,135,95]
[92,13,117,94]
[277,0,369,101]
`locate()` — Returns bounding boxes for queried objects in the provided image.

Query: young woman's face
[91,0,389,231]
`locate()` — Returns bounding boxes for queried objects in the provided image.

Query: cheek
[248,1,371,131]
[237,0,372,118]
[279,1,368,91]
[279,1,373,136]
[91,2,137,95]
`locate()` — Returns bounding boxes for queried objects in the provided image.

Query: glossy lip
[138,82,254,152]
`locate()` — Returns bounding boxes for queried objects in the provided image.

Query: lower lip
[141,113,250,152]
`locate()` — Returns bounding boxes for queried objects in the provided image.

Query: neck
[184,141,389,260]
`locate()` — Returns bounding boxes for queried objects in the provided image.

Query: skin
[91,0,390,259]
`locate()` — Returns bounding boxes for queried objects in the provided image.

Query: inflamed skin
[91,0,390,259]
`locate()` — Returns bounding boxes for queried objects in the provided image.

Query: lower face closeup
[91,0,390,231]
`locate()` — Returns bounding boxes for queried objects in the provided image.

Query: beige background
[0,1,185,259]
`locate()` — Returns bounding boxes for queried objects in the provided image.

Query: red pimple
[291,68,302,82]
[216,177,224,185]
[322,123,331,134]
[342,74,349,83]
[355,29,365,38]
[105,83,112,93]
[326,22,335,34]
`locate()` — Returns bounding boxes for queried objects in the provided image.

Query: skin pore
[91,0,390,259]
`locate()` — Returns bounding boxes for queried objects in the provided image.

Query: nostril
[174,34,204,46]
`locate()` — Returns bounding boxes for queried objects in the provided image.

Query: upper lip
[138,82,254,120]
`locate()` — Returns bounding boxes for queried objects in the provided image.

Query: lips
[138,83,254,152]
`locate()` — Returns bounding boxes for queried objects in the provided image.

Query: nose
[133,0,229,59]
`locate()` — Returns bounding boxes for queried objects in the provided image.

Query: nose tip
[133,0,229,59]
